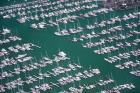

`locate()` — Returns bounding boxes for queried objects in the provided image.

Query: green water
[0,0,140,93]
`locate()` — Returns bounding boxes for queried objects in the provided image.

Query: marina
[0,0,140,93]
